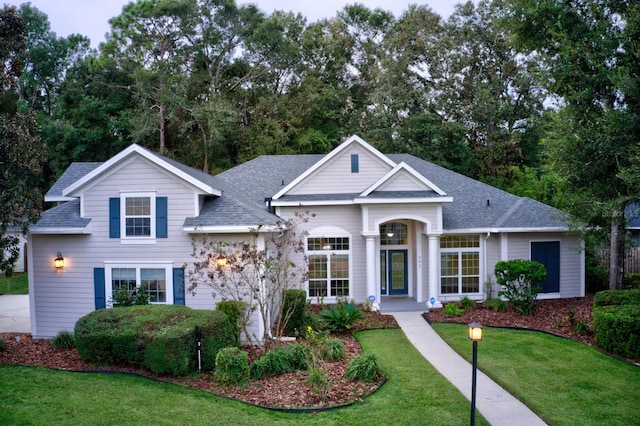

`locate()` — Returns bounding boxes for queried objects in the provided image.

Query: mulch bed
[3,296,634,409]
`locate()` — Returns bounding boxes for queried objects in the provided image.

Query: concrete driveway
[0,294,30,333]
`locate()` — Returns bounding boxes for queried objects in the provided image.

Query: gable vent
[351,154,359,173]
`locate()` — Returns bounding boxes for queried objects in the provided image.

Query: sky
[6,0,462,49]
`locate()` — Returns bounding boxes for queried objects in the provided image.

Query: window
[380,222,408,245]
[121,193,155,239]
[440,235,480,294]
[105,263,173,306]
[307,236,350,298]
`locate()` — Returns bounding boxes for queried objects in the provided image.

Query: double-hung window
[122,192,155,240]
[440,235,480,295]
[307,236,350,298]
[106,263,173,306]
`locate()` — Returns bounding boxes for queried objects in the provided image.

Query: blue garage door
[531,241,560,293]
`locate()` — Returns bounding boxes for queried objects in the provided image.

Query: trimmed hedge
[593,289,640,307]
[593,289,640,359]
[593,305,640,359]
[74,305,237,375]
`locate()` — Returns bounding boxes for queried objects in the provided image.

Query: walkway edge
[391,311,547,426]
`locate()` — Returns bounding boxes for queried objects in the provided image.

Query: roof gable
[272,135,396,199]
[360,162,446,197]
[62,144,222,197]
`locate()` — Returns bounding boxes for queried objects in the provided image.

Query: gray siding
[500,232,583,298]
[289,145,392,195]
[365,204,442,234]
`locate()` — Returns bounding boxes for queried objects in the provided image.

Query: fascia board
[354,197,453,204]
[444,227,571,234]
[184,225,278,234]
[272,134,396,200]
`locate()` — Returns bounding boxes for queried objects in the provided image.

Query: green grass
[0,272,28,294]
[431,323,640,426]
[0,329,488,425]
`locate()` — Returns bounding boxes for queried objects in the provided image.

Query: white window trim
[306,228,353,301]
[104,261,173,307]
[439,235,483,296]
[120,191,156,244]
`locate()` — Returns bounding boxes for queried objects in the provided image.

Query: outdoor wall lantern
[216,257,228,268]
[54,252,65,269]
[468,321,483,426]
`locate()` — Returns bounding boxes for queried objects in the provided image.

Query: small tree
[186,211,313,348]
[494,259,546,316]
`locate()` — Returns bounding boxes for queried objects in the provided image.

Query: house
[28,135,584,339]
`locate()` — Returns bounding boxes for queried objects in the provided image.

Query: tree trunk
[609,208,625,290]
[158,103,166,155]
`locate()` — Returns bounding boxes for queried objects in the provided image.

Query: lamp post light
[468,321,483,426]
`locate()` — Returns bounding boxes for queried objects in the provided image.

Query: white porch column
[428,235,442,309]
[365,235,379,311]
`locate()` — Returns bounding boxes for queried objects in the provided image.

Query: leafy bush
[593,304,640,359]
[345,353,383,383]
[444,303,464,317]
[459,296,475,311]
[307,367,331,401]
[319,303,364,331]
[250,343,310,379]
[585,255,609,293]
[594,289,640,307]
[321,337,345,361]
[52,331,75,349]
[574,320,591,335]
[0,337,5,352]
[624,273,640,290]
[483,298,507,312]
[74,305,236,375]
[214,347,249,385]
[216,300,245,343]
[495,259,546,316]
[282,289,310,336]
[112,284,150,307]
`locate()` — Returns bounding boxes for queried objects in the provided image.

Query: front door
[381,249,408,295]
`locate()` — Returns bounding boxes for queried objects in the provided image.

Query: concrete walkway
[392,311,547,426]
[0,294,30,333]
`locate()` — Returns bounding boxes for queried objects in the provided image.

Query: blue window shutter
[94,268,106,310]
[351,154,359,173]
[173,267,185,305]
[109,198,120,238]
[156,197,168,238]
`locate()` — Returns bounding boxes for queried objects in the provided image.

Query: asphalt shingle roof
[37,146,568,232]
[32,199,91,231]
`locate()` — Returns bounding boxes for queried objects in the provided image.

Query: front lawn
[431,323,640,426]
[0,273,28,295]
[0,329,488,425]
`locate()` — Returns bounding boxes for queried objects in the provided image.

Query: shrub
[282,289,310,336]
[594,289,640,307]
[574,320,591,335]
[623,273,640,290]
[74,305,236,375]
[459,296,475,311]
[321,337,345,361]
[52,331,75,349]
[585,255,608,293]
[345,353,383,383]
[112,284,150,307]
[593,304,640,359]
[319,303,364,331]
[483,298,507,312]
[214,347,249,385]
[444,303,464,317]
[250,343,309,379]
[495,259,546,316]
[0,337,5,352]
[216,300,245,343]
[307,367,331,401]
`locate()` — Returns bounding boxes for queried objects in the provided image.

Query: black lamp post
[468,321,483,426]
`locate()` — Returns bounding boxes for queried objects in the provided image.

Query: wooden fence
[595,247,640,274]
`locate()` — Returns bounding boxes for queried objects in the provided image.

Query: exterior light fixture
[216,257,228,267]
[54,252,65,269]
[468,321,483,425]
